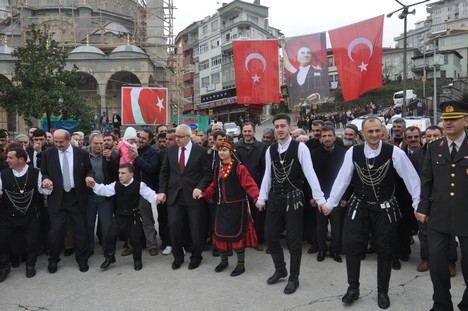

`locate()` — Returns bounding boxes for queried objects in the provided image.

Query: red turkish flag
[329,15,384,102]
[233,40,280,104]
[121,87,167,125]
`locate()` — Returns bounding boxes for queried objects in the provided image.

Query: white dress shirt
[60,144,75,189]
[258,136,325,206]
[326,140,421,211]
[93,178,157,204]
[446,132,466,153]
[178,141,193,167]
[296,65,310,86]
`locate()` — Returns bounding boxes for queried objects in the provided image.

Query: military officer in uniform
[416,100,468,311]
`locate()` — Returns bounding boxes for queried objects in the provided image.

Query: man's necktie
[62,151,72,192]
[451,142,458,162]
[179,147,185,173]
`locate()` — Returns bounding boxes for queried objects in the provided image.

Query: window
[334,75,339,82]
[328,56,334,67]
[247,14,258,24]
[225,33,231,42]
[202,25,208,35]
[211,20,219,32]
[211,55,222,66]
[440,70,446,78]
[199,43,209,54]
[201,76,210,87]
[328,75,334,82]
[199,60,209,71]
[211,73,220,85]
[211,37,221,49]
[223,66,235,82]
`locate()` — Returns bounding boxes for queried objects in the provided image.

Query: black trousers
[0,211,40,268]
[156,202,170,247]
[419,222,458,263]
[249,198,265,244]
[302,198,316,244]
[316,205,345,253]
[393,203,414,260]
[168,192,206,263]
[105,214,143,259]
[264,192,303,257]
[48,190,89,265]
[428,229,468,311]
[343,205,397,290]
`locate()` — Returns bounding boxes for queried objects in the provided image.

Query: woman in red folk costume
[201,141,259,277]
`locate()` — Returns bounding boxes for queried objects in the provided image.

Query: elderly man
[157,124,212,270]
[262,128,275,146]
[41,130,95,273]
[343,124,360,149]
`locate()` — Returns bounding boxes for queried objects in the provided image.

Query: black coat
[41,146,94,214]
[418,135,468,236]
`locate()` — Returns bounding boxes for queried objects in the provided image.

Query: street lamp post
[387,0,430,118]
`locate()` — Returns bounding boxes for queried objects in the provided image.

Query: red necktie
[179,147,185,173]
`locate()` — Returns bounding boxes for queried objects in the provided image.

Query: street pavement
[0,237,465,311]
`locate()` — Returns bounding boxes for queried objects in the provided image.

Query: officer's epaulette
[429,137,443,144]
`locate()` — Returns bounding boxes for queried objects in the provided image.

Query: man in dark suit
[41,129,95,273]
[157,124,212,270]
[416,100,468,311]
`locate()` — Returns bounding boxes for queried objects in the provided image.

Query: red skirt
[213,218,258,251]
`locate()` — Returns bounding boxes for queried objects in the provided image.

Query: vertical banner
[329,15,384,102]
[121,87,167,125]
[232,40,280,104]
[283,32,329,106]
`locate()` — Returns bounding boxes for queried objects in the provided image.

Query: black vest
[1,167,40,217]
[351,142,397,204]
[215,161,246,203]
[270,139,304,195]
[114,180,141,216]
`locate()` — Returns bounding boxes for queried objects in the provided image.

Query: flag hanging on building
[121,87,167,125]
[283,32,329,106]
[232,40,280,104]
[328,15,384,102]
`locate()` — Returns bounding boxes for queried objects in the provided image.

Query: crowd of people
[0,100,467,311]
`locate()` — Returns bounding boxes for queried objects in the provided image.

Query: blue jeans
[87,194,114,252]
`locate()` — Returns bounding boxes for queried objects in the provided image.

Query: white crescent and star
[156,96,164,112]
[245,53,267,83]
[347,37,373,72]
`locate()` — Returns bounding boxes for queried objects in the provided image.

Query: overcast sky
[172,0,434,48]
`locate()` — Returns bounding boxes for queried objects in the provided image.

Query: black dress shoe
[172,260,183,270]
[230,266,245,277]
[79,263,89,272]
[284,277,299,294]
[64,248,75,256]
[188,261,200,270]
[215,261,228,272]
[100,257,116,269]
[26,265,36,278]
[330,252,342,263]
[0,268,10,282]
[134,258,142,271]
[342,287,360,304]
[392,258,401,270]
[317,251,326,262]
[48,262,58,274]
[267,268,288,285]
[377,292,390,309]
